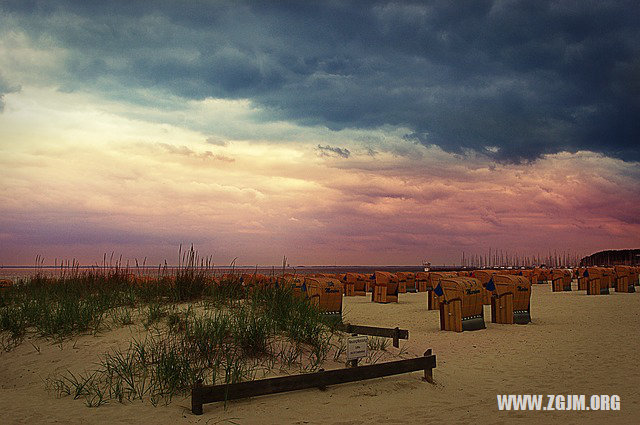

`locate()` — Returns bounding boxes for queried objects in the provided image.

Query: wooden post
[423,349,434,383]
[192,379,203,415]
[393,327,400,348]
[317,369,327,391]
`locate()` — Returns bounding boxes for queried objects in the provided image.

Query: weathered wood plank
[192,351,436,414]
[339,324,409,341]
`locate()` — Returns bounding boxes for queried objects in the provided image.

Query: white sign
[346,335,368,361]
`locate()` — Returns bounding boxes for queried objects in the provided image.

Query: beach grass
[1,252,355,406]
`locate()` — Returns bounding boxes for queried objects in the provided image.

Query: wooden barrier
[191,350,437,414]
[437,277,485,332]
[490,275,531,324]
[339,324,409,348]
[372,271,399,303]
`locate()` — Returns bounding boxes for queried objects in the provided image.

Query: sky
[1,0,639,266]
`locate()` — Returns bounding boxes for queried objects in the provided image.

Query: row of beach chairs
[4,265,635,332]
[290,266,638,332]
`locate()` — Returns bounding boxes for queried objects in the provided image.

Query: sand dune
[1,283,639,424]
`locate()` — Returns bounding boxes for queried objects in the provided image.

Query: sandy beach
[1,282,639,425]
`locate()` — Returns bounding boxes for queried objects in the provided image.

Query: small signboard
[346,335,368,361]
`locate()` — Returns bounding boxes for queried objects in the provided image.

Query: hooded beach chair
[304,277,343,320]
[436,277,485,332]
[426,272,458,310]
[489,275,532,324]
[551,269,572,292]
[470,270,497,305]
[415,272,430,292]
[584,267,609,295]
[372,271,399,303]
[614,265,635,293]
[397,272,416,293]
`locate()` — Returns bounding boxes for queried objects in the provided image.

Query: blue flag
[433,283,444,296]
[486,277,496,292]
[583,269,589,277]
[518,271,523,276]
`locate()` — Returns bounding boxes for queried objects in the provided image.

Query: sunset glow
[1,2,638,266]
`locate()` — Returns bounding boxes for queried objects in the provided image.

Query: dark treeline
[580,249,640,266]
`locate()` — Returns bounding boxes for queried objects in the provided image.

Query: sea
[0,265,452,283]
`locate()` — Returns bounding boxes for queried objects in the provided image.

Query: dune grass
[0,246,218,344]
[45,285,339,406]
[1,252,348,407]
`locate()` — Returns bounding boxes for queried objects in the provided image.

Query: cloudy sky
[1,0,639,266]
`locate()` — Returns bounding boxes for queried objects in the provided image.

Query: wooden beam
[192,351,436,415]
[338,324,409,348]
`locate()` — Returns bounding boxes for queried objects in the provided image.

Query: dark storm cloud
[3,0,639,161]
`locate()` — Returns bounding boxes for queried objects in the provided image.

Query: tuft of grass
[143,303,166,329]
[367,336,389,352]
[110,307,134,327]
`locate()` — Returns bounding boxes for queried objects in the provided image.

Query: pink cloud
[1,143,638,265]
